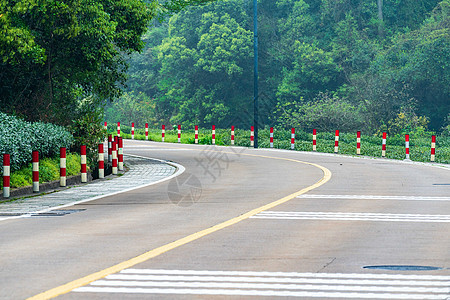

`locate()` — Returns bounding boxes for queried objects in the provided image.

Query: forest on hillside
[106,0,450,135]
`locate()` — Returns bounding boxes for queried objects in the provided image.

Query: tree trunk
[377,0,384,37]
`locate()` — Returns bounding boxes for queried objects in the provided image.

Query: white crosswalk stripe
[296,195,450,201]
[250,211,450,222]
[74,269,450,299]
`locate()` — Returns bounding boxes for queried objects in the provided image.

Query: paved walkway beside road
[0,155,178,219]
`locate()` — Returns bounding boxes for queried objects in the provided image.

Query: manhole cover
[363,265,442,271]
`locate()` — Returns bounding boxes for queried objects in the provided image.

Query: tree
[0,0,155,124]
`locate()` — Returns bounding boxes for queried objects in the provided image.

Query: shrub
[0,112,73,171]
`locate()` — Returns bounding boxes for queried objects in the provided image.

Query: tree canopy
[116,0,449,132]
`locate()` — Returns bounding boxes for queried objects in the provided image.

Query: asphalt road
[1,139,449,299]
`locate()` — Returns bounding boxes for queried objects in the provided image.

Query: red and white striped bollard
[162,125,165,142]
[108,134,112,163]
[382,132,387,157]
[98,143,104,179]
[334,130,339,153]
[250,126,254,147]
[81,145,87,183]
[3,154,10,198]
[356,131,361,155]
[32,150,39,193]
[405,134,410,160]
[312,129,317,151]
[177,124,181,143]
[431,135,436,162]
[118,137,124,171]
[195,125,198,144]
[104,122,107,131]
[270,127,274,148]
[291,128,295,150]
[117,122,121,137]
[145,123,148,140]
[60,147,66,187]
[112,141,118,175]
[131,122,135,139]
[212,125,216,145]
[231,126,235,145]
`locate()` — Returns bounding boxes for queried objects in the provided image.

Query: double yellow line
[28,149,331,299]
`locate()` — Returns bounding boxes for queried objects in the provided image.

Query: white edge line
[0,154,185,222]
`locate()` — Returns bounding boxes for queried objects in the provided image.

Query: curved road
[1,139,449,299]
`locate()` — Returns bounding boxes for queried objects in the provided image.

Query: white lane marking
[297,195,450,201]
[74,269,450,299]
[73,287,449,299]
[251,211,450,222]
[103,274,450,286]
[121,268,450,280]
[89,280,450,294]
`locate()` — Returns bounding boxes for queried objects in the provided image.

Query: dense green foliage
[0,112,73,171]
[109,0,449,133]
[0,0,156,124]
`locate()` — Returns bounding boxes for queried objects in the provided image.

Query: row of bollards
[2,136,125,198]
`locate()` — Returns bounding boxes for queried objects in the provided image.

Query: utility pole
[253,0,258,148]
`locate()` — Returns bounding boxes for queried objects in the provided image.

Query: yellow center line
[28,144,332,300]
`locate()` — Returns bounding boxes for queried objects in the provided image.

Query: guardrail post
[32,151,39,193]
[3,154,10,198]
[431,135,436,162]
[231,126,235,145]
[334,130,339,154]
[81,145,87,183]
[98,143,104,179]
[145,123,148,140]
[118,137,124,171]
[313,129,317,151]
[291,128,295,150]
[60,147,66,187]
[356,131,361,155]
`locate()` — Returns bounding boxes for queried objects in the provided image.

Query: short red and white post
[382,132,387,157]
[270,127,274,148]
[81,145,87,183]
[104,122,107,131]
[312,129,317,151]
[212,125,216,145]
[32,150,39,193]
[108,134,112,163]
[231,126,235,145]
[145,123,148,140]
[98,143,104,179]
[162,125,165,142]
[195,125,199,144]
[431,135,436,162]
[177,124,181,143]
[356,131,361,155]
[118,137,124,171]
[112,141,118,175]
[250,126,254,147]
[334,130,339,154]
[117,122,121,137]
[131,122,135,139]
[405,134,410,160]
[291,128,295,150]
[60,147,66,187]
[3,154,10,198]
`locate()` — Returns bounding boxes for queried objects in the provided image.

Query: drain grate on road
[363,265,443,271]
